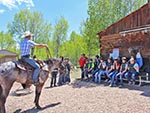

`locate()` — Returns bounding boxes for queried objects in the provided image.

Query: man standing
[64,57,71,83]
[20,31,48,85]
[78,54,88,79]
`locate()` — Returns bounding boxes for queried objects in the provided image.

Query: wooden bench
[138,72,150,86]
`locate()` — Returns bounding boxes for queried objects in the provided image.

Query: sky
[0,0,88,35]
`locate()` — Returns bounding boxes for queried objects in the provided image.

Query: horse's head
[44,58,66,72]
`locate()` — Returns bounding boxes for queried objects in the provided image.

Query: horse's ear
[44,59,53,65]
[59,56,64,62]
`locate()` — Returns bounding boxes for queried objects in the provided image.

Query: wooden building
[0,50,18,64]
[97,0,150,69]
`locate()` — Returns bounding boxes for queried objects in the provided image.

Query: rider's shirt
[20,38,36,57]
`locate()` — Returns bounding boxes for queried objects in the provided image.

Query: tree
[81,0,147,57]
[0,31,15,50]
[52,16,69,57]
[60,31,87,65]
[7,9,52,58]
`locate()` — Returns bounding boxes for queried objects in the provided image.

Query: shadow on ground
[121,84,150,97]
[13,102,61,113]
[71,78,100,88]
[71,78,150,97]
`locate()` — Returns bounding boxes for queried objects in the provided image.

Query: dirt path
[6,77,150,113]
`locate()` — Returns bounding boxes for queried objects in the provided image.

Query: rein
[46,47,52,59]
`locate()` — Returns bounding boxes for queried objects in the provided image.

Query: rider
[20,31,48,85]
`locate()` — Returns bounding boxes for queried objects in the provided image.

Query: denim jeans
[95,70,105,83]
[125,72,138,82]
[58,73,65,85]
[92,69,99,81]
[80,67,84,79]
[109,70,119,86]
[22,57,40,82]
[116,72,128,85]
[50,73,57,86]
[65,71,71,83]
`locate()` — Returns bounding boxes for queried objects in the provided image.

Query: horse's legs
[0,101,6,113]
[34,84,44,109]
[0,86,6,113]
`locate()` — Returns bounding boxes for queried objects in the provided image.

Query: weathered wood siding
[99,4,150,37]
[101,32,150,56]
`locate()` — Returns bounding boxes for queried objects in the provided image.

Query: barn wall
[100,32,150,58]
[99,4,150,36]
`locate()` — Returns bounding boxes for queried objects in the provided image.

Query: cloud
[0,9,5,14]
[0,0,34,9]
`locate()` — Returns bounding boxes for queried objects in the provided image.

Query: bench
[138,72,150,86]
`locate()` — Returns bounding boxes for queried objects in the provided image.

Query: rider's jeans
[22,57,40,82]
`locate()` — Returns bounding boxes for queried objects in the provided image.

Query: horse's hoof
[36,105,42,109]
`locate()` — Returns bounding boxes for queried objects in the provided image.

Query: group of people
[79,54,140,87]
[50,57,71,88]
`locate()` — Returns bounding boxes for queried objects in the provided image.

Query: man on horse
[20,31,48,85]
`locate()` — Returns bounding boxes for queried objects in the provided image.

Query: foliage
[60,31,87,66]
[81,0,147,57]
[0,31,15,50]
[52,16,69,57]
[7,9,52,58]
[1,0,148,64]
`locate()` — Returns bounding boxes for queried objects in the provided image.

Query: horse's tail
[0,84,2,97]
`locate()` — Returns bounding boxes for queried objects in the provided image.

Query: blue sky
[0,0,88,35]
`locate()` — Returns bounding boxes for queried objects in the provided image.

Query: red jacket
[78,56,87,67]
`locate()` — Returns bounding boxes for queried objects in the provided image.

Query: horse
[0,58,65,113]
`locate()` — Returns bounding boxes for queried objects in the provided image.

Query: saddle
[16,59,45,71]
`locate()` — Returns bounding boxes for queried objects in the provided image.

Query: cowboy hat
[21,31,34,38]
[130,57,135,61]
[122,57,127,60]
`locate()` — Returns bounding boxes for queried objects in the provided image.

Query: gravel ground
[6,77,150,113]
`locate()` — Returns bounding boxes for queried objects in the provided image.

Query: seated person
[115,57,128,87]
[125,57,139,85]
[95,58,106,84]
[108,59,120,87]
[92,55,100,81]
[105,58,114,82]
[83,59,94,80]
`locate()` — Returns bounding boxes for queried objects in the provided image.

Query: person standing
[78,54,88,80]
[20,31,48,85]
[64,57,71,83]
[50,68,58,87]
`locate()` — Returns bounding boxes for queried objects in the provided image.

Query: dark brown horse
[0,58,65,113]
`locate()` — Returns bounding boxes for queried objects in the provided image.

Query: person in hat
[115,57,128,87]
[20,31,48,85]
[125,57,139,85]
